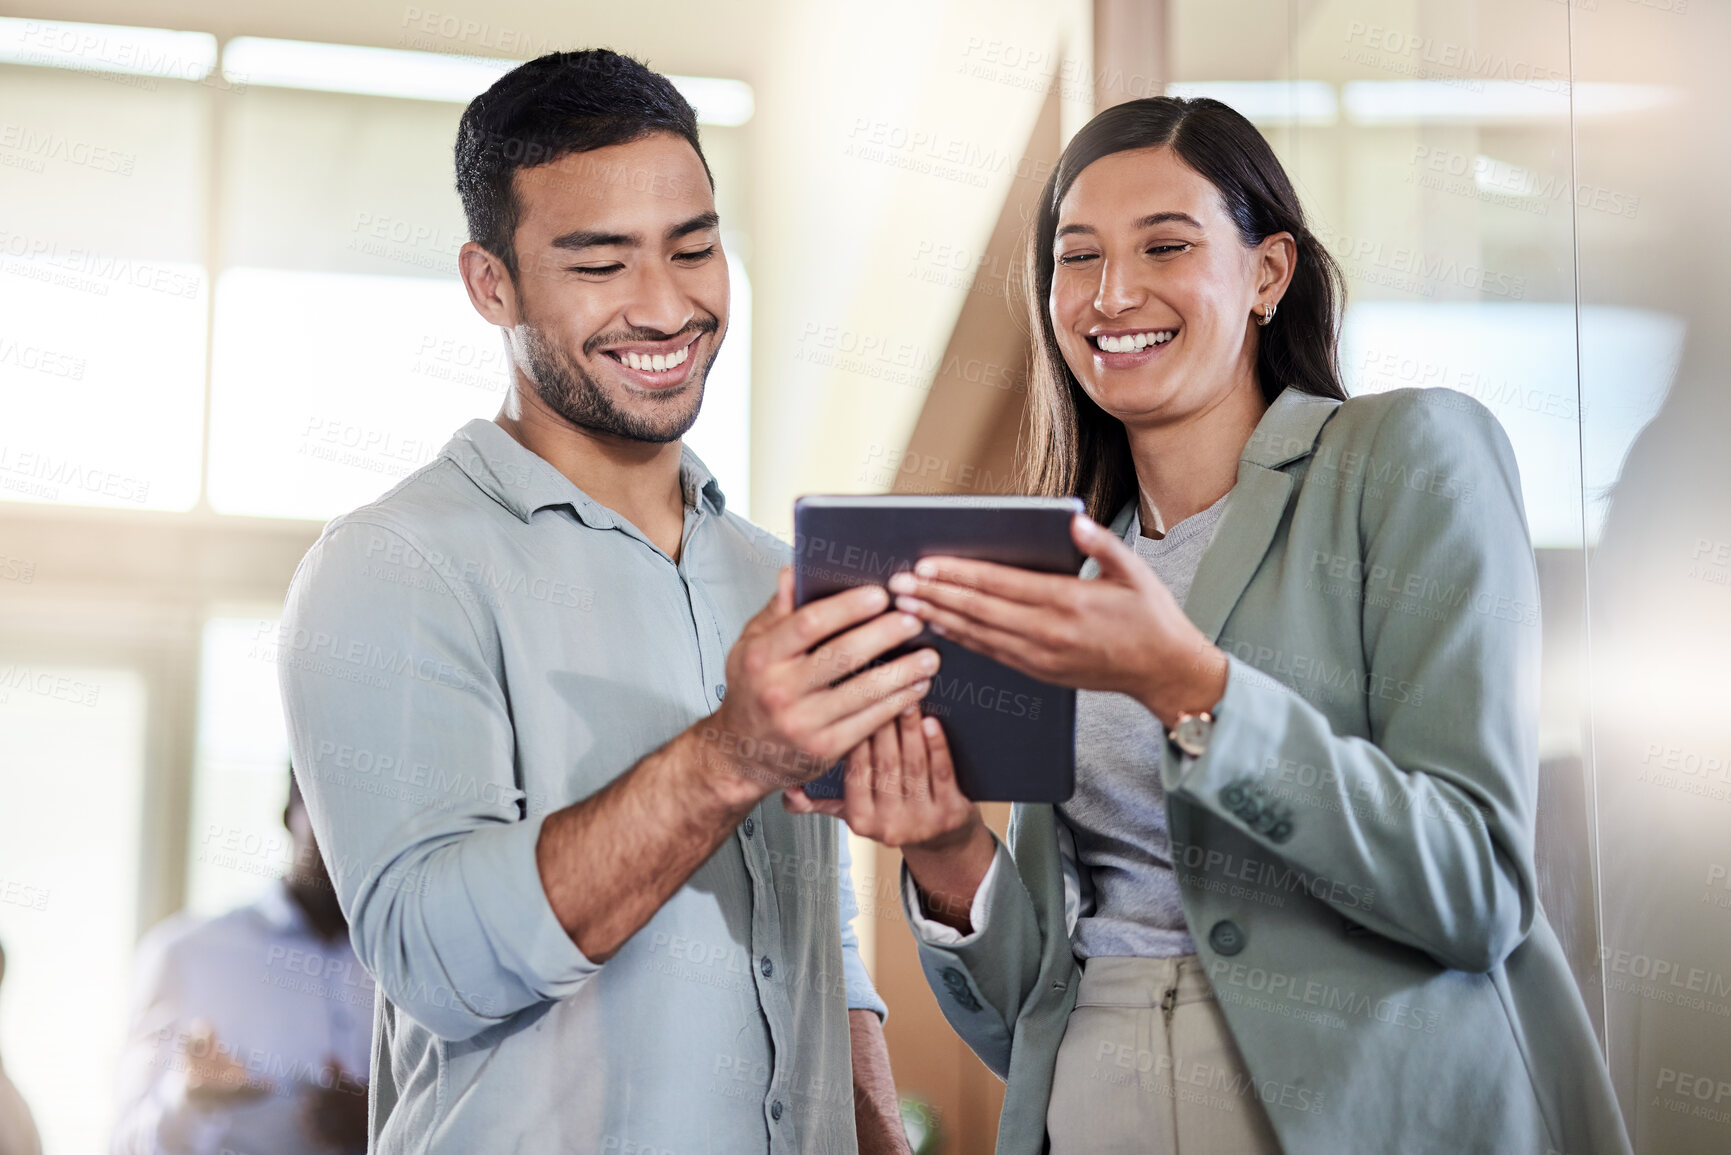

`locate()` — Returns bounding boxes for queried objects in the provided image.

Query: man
[112,771,372,1155]
[277,50,932,1154]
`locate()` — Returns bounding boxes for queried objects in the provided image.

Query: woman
[788,97,1629,1154]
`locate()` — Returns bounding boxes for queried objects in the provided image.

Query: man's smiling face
[504,132,727,443]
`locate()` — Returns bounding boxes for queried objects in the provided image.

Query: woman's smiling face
[1049,144,1287,428]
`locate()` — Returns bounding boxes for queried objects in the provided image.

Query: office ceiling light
[221,37,754,125]
[1344,80,1680,125]
[0,16,216,80]
[1166,81,1338,126]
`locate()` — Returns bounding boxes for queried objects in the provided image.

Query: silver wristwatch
[1168,711,1214,758]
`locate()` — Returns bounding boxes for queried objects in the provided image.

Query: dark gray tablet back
[792,495,1084,803]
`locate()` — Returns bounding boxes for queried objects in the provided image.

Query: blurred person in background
[0,939,43,1155]
[112,769,371,1155]
[279,49,921,1155]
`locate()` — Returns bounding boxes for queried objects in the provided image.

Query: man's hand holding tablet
[703,569,943,799]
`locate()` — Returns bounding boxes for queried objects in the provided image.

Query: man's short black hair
[455,49,712,280]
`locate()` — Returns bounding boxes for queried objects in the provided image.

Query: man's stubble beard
[518,318,719,444]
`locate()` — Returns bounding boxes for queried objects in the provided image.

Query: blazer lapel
[1185,462,1292,643]
[1184,388,1342,644]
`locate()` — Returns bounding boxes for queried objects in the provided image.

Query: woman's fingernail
[914,560,937,578]
[913,679,931,695]
[895,597,926,615]
[922,717,940,736]
[887,572,916,594]
[900,612,922,631]
[929,621,947,637]
[902,704,919,717]
[919,650,940,672]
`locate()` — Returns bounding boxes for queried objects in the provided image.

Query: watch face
[1173,714,1212,757]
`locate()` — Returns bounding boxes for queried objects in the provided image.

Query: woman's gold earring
[1257,303,1276,327]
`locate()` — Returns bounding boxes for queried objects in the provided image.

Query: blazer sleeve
[1168,390,1542,974]
[895,837,1023,1077]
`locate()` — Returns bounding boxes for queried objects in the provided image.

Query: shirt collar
[443,419,727,527]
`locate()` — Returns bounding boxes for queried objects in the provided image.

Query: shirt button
[760,956,774,978]
[770,1099,784,1121]
[715,683,727,700]
[742,816,756,838]
[1209,920,1246,957]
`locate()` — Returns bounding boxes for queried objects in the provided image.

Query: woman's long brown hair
[1015,97,1348,523]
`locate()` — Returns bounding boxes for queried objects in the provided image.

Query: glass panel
[1173,0,1606,1040]
[184,616,293,918]
[1573,3,1731,1151]
[0,663,146,1155]
[0,64,209,511]
[205,266,506,520]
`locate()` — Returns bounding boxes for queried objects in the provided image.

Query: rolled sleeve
[451,813,599,1003]
[837,832,888,1020]
[279,520,598,1040]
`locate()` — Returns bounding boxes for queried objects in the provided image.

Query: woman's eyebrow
[1135,211,1202,229]
[1055,211,1203,240]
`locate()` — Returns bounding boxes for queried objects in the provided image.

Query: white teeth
[617,343,692,372]
[1095,330,1175,353]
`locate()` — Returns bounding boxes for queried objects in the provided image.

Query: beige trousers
[1046,955,1284,1155]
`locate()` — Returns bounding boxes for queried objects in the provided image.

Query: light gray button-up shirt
[278,419,882,1155]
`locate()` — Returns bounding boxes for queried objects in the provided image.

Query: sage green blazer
[909,387,1630,1155]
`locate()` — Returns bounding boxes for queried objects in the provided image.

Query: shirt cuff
[901,843,1004,948]
[455,810,601,1001]
[842,945,889,1020]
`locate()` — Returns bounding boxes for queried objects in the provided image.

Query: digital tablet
[792,495,1086,803]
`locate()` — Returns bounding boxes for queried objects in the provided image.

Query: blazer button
[1209,920,1246,956]
[940,966,982,1012]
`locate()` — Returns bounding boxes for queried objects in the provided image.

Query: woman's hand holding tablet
[888,514,1229,729]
